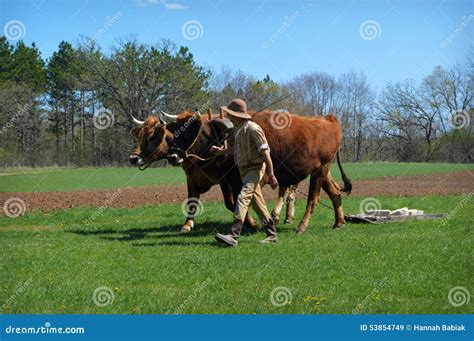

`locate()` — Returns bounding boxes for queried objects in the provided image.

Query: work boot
[260,235,278,244]
[215,219,243,247]
[215,233,238,247]
[260,219,278,244]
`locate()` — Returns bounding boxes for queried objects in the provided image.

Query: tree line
[0,36,472,167]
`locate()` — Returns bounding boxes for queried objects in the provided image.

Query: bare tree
[287,72,339,116]
[335,71,374,161]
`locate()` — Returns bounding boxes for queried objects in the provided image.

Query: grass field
[0,194,472,314]
[1,162,473,192]
[0,167,185,192]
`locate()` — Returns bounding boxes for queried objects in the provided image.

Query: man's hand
[269,174,278,190]
[211,145,224,154]
[211,145,234,156]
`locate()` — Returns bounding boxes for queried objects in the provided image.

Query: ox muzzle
[129,154,145,167]
[167,149,184,166]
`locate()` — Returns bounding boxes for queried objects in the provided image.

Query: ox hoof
[284,218,293,224]
[333,222,344,229]
[181,225,192,233]
[295,226,307,234]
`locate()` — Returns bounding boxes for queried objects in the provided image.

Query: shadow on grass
[133,240,221,247]
[67,220,269,246]
[67,219,300,247]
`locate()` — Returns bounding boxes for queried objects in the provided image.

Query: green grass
[0,195,472,314]
[0,167,186,192]
[1,163,473,192]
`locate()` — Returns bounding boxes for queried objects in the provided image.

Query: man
[211,99,279,247]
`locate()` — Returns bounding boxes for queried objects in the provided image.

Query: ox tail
[336,150,352,195]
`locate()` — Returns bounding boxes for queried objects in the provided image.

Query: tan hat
[221,99,252,119]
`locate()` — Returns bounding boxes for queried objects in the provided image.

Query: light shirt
[232,120,270,170]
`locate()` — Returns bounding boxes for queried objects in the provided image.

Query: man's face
[226,113,244,126]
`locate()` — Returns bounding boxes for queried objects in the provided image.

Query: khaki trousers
[234,164,272,224]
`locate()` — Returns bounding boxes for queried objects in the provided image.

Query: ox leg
[219,181,236,212]
[322,171,345,229]
[284,185,296,224]
[296,171,323,234]
[271,186,289,226]
[182,182,200,233]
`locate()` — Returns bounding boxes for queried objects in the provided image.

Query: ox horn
[131,114,144,127]
[160,110,178,123]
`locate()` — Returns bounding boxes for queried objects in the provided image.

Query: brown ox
[128,111,257,232]
[167,110,352,232]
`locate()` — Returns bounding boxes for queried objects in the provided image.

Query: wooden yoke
[207,108,212,120]
[219,108,224,119]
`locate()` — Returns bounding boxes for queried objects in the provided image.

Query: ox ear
[192,111,202,121]
[210,118,234,137]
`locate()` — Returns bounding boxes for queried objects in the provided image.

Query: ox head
[129,111,177,168]
[165,111,203,166]
[167,113,234,166]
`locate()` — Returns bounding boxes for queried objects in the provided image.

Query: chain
[292,186,335,211]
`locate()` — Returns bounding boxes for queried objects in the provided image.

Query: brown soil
[1,171,472,213]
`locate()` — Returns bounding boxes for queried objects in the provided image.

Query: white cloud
[137,0,188,10]
[165,2,188,10]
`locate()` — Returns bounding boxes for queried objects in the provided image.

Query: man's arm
[262,149,278,189]
[250,124,278,190]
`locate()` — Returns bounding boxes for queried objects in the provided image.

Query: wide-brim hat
[221,98,252,119]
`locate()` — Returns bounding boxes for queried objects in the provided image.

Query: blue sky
[1,0,472,90]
